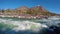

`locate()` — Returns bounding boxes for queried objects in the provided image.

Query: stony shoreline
[0,14,48,19]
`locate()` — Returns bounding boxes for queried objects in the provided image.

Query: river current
[0,17,60,34]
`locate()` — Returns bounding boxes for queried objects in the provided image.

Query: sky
[0,0,60,14]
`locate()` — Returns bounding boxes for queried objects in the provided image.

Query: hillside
[0,6,60,18]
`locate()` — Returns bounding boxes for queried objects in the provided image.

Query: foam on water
[0,17,60,34]
[0,18,48,32]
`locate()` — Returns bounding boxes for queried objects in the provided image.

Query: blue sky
[0,0,60,14]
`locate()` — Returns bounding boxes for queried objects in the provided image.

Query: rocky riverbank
[0,14,48,19]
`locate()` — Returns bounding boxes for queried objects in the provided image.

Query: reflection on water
[0,17,60,34]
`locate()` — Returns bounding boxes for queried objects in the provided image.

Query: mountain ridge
[0,6,60,18]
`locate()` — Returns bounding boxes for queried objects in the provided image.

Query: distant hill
[15,6,60,16]
[0,6,60,18]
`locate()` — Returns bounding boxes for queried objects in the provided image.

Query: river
[0,17,60,34]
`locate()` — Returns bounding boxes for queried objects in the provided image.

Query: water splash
[0,18,48,32]
[0,17,60,34]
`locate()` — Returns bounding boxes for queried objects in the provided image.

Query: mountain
[30,6,60,16]
[31,6,46,12]
[19,6,58,16]
[0,6,60,18]
[16,6,29,12]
